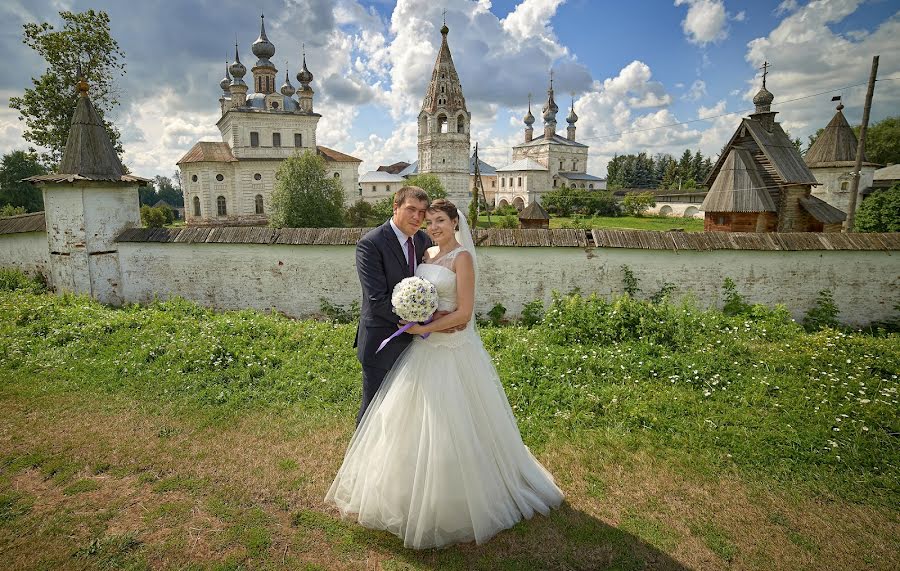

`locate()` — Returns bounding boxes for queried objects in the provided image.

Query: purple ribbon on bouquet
[375,318,432,353]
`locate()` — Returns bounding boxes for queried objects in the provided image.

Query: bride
[325,199,563,549]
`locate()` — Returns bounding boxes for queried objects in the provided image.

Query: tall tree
[154,175,184,207]
[860,115,900,166]
[0,150,46,212]
[405,173,447,201]
[9,10,126,168]
[270,150,345,228]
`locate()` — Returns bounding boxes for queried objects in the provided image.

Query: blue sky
[0,0,897,178]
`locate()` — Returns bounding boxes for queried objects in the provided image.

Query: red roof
[177,142,237,165]
[317,145,361,163]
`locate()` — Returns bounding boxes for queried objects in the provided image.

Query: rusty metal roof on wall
[317,145,362,163]
[0,212,45,235]
[176,142,237,165]
[113,226,900,251]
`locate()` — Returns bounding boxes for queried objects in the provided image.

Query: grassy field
[0,270,898,570]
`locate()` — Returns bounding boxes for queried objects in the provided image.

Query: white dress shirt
[389,218,416,273]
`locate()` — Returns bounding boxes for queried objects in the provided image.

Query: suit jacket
[354,221,432,369]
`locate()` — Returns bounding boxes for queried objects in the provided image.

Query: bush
[140,205,167,228]
[622,191,656,217]
[371,197,394,223]
[270,150,345,228]
[493,205,519,217]
[721,278,751,316]
[622,265,640,297]
[520,299,544,327]
[319,298,360,324]
[803,289,841,332]
[497,214,519,229]
[344,199,374,227]
[405,174,446,201]
[0,268,46,293]
[0,205,27,218]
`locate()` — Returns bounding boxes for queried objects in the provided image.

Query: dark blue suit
[354,221,431,424]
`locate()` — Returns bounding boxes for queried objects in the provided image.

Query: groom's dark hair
[393,186,430,208]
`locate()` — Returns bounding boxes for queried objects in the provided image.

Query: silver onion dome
[296,51,313,86]
[523,97,535,126]
[252,14,276,62]
[229,44,247,84]
[220,61,232,93]
[280,67,296,97]
[566,99,578,125]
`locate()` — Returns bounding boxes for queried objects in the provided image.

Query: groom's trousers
[357,365,390,426]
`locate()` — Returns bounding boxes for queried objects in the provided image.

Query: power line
[474,78,898,152]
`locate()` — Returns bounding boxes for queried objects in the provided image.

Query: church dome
[566,101,578,125]
[280,68,296,97]
[229,45,247,83]
[296,53,313,85]
[524,106,535,126]
[219,61,231,93]
[252,15,276,62]
[753,85,774,107]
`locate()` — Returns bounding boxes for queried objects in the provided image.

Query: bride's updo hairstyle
[427,199,459,228]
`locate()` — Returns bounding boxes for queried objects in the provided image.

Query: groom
[354,186,432,425]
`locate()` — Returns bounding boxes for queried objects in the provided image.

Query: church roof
[470,155,496,175]
[317,145,361,163]
[518,201,549,220]
[377,161,411,174]
[27,86,148,184]
[514,133,588,149]
[359,170,406,184]
[177,142,238,165]
[705,116,818,187]
[496,158,548,172]
[398,161,419,177]
[421,25,467,114]
[799,195,846,224]
[559,172,605,182]
[702,148,777,212]
[805,105,876,167]
[874,163,900,181]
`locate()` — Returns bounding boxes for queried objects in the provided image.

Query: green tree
[154,175,183,207]
[855,183,900,233]
[622,191,656,217]
[405,173,446,201]
[0,205,27,217]
[344,199,375,227]
[0,150,46,212]
[8,10,126,167]
[270,150,345,228]
[140,205,167,228]
[371,196,394,222]
[861,115,900,166]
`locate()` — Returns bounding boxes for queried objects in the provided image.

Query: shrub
[802,289,841,332]
[520,299,544,327]
[622,191,656,217]
[371,197,394,223]
[319,298,360,324]
[650,282,676,304]
[139,205,167,228]
[622,265,640,297]
[497,215,519,229]
[855,183,900,233]
[0,268,46,293]
[721,278,751,316]
[344,199,374,227]
[0,204,27,218]
[486,303,507,326]
[493,205,519,217]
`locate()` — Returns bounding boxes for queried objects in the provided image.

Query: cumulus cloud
[683,79,707,101]
[744,0,900,144]
[674,0,729,45]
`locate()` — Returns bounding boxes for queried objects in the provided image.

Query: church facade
[178,15,361,226]
[495,82,604,210]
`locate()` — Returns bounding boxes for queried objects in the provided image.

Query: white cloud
[744,0,900,144]
[674,0,729,45]
[732,11,746,22]
[683,79,707,101]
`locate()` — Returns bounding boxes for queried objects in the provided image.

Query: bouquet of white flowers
[376,276,439,353]
[391,276,439,323]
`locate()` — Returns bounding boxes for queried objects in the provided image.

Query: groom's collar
[388,218,413,245]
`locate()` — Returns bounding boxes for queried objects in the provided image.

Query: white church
[178,15,361,225]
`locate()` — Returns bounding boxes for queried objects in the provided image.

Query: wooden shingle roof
[702,148,776,212]
[805,106,878,167]
[799,196,847,224]
[0,212,45,235]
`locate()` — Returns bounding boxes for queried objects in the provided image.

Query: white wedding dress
[325,247,564,549]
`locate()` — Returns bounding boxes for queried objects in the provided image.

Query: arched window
[437,114,448,133]
[559,160,563,170]
[501,178,505,188]
[255,194,264,214]
[193,196,200,217]
[517,176,522,187]
[457,115,465,133]
[589,184,594,189]
[572,160,577,170]
[217,196,227,216]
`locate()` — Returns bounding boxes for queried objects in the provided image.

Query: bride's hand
[404,323,424,335]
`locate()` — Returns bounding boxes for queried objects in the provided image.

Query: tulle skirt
[325,328,564,549]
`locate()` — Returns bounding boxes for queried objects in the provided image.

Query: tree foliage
[606,150,712,190]
[622,191,656,217]
[855,183,900,233]
[541,186,620,217]
[138,174,183,207]
[344,199,375,227]
[140,205,168,228]
[405,173,446,201]
[270,150,345,228]
[8,9,126,167]
[0,150,46,212]
[0,205,27,218]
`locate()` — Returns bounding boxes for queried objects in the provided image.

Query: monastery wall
[3,228,898,327]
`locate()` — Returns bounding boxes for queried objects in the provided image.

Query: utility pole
[472,143,491,226]
[845,55,879,232]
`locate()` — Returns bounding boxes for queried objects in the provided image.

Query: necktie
[406,237,415,275]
